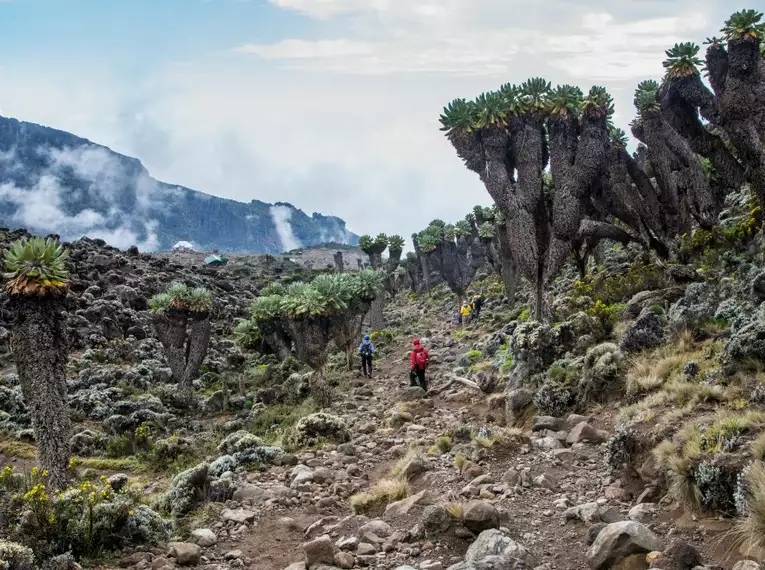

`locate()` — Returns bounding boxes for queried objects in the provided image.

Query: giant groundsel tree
[149,282,213,401]
[4,237,73,488]
[248,270,383,400]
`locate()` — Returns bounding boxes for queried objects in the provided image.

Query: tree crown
[721,9,765,42]
[663,42,703,79]
[150,282,212,314]
[3,237,70,296]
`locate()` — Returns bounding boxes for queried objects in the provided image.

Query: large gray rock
[566,422,608,445]
[303,535,335,568]
[168,542,202,566]
[221,508,256,524]
[385,490,428,519]
[587,521,662,569]
[464,529,530,563]
[462,501,500,534]
[190,528,217,547]
[505,388,534,424]
[421,505,453,535]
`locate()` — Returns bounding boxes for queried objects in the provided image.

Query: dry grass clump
[453,452,469,471]
[390,447,425,478]
[445,500,464,521]
[350,478,411,514]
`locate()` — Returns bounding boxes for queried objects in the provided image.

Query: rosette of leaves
[387,234,405,254]
[634,80,661,113]
[721,9,765,42]
[149,283,212,315]
[547,84,583,117]
[581,85,614,119]
[663,42,703,79]
[478,222,496,240]
[520,77,552,114]
[234,319,262,349]
[4,237,70,296]
[454,220,473,237]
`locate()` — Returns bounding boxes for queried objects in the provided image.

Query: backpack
[360,342,373,357]
[413,348,428,370]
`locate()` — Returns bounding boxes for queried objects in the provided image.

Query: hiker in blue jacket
[358,334,375,378]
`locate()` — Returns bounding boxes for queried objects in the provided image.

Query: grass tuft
[350,479,411,514]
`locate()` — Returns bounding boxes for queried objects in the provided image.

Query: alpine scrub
[4,237,73,489]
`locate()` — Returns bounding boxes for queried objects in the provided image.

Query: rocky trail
[133,327,751,570]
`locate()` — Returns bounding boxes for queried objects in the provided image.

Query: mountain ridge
[0,114,358,253]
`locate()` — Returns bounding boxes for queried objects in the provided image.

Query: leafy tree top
[439,77,613,135]
[233,318,262,349]
[609,126,629,149]
[3,237,70,296]
[478,222,496,239]
[387,235,405,252]
[358,234,388,256]
[454,220,473,237]
[634,80,661,113]
[663,42,703,79]
[721,9,765,42]
[149,282,212,314]
[250,270,383,320]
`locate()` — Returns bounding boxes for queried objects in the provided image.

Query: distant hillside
[0,115,358,253]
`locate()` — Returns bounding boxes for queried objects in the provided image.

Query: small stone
[224,550,243,560]
[628,503,657,523]
[357,543,377,555]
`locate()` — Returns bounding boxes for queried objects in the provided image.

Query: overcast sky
[0,0,738,241]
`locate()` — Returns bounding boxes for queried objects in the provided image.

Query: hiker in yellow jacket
[460,302,472,329]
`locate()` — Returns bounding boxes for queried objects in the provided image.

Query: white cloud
[0,0,729,247]
[269,205,302,251]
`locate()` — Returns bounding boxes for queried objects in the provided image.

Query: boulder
[303,535,335,568]
[462,501,500,534]
[421,505,453,535]
[190,528,217,547]
[620,310,665,354]
[587,521,663,570]
[464,529,530,563]
[447,556,527,570]
[221,508,256,524]
[168,542,202,566]
[566,422,608,445]
[384,490,428,519]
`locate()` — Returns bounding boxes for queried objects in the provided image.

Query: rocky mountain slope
[0,115,358,253]
[1,208,765,569]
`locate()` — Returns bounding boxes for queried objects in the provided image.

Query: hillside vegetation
[1,8,765,570]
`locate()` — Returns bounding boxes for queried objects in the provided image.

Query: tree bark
[10,295,71,489]
[153,311,211,401]
[333,251,344,273]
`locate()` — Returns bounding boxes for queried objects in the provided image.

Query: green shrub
[0,467,169,560]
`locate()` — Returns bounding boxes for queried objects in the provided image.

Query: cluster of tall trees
[405,206,517,303]
[439,9,765,322]
[244,270,383,379]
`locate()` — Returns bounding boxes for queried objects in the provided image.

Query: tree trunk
[10,295,72,489]
[183,317,211,397]
[152,312,188,384]
[153,311,210,401]
[333,251,344,273]
[368,296,385,332]
[496,222,517,306]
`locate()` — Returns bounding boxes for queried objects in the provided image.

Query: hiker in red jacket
[409,338,430,391]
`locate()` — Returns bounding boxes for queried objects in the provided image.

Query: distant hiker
[472,294,484,321]
[409,338,430,391]
[460,303,472,328]
[358,334,375,378]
